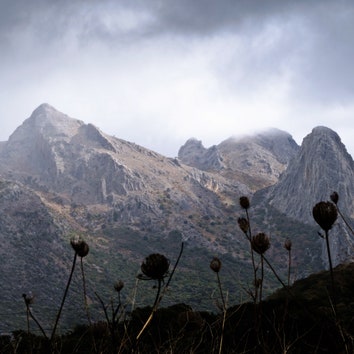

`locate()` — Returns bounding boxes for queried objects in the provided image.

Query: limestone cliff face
[0,103,249,225]
[260,126,354,266]
[178,129,299,191]
[264,126,354,221]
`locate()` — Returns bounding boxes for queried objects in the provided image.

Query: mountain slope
[0,104,351,333]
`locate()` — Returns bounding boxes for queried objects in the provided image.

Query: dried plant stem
[259,255,264,303]
[136,242,184,341]
[80,257,91,326]
[245,209,258,302]
[136,279,162,341]
[287,249,291,287]
[216,272,226,311]
[218,291,228,354]
[324,230,336,306]
[24,303,48,339]
[51,252,77,341]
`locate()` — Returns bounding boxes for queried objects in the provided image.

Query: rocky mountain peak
[179,129,299,191]
[256,125,354,266]
[263,125,354,220]
[178,139,224,171]
[250,128,300,164]
[12,103,84,141]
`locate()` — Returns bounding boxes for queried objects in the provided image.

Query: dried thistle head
[312,201,338,231]
[22,293,35,306]
[114,280,124,292]
[284,239,292,251]
[239,196,250,210]
[251,233,270,255]
[330,191,339,205]
[141,253,170,280]
[70,237,90,258]
[210,257,222,273]
[238,217,249,234]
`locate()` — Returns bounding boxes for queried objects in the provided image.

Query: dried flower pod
[141,253,170,280]
[284,239,292,251]
[239,196,250,210]
[22,293,35,306]
[251,233,270,254]
[330,191,339,205]
[238,217,249,233]
[114,280,124,292]
[210,257,222,273]
[312,201,338,231]
[71,238,90,258]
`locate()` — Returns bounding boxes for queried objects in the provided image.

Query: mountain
[258,126,354,265]
[178,128,299,191]
[0,103,248,225]
[0,104,352,333]
[0,104,255,331]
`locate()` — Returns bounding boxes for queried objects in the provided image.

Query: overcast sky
[1,0,354,157]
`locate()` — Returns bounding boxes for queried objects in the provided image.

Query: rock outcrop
[179,128,299,190]
[259,126,354,266]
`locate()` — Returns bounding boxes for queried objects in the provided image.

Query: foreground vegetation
[1,192,354,353]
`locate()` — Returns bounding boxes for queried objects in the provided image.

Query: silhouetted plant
[51,237,89,346]
[22,292,48,340]
[95,280,128,352]
[136,242,184,343]
[313,201,337,300]
[251,232,270,303]
[210,256,227,354]
[238,196,258,303]
[284,239,292,287]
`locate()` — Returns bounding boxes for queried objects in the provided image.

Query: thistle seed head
[239,196,250,210]
[210,257,222,273]
[238,217,249,233]
[284,239,292,251]
[114,280,124,292]
[330,191,339,205]
[22,292,35,306]
[312,201,338,231]
[251,233,270,255]
[70,237,90,258]
[141,253,170,280]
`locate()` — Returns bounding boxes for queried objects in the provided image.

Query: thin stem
[245,209,258,302]
[81,257,91,326]
[287,249,291,287]
[263,255,288,292]
[218,291,228,354]
[325,230,336,305]
[51,252,77,341]
[136,242,184,341]
[26,307,30,335]
[216,272,226,311]
[136,280,161,341]
[26,305,48,339]
[259,255,264,303]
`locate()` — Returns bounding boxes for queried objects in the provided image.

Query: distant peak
[31,103,57,115]
[311,126,337,136]
[9,104,84,141]
[185,137,203,145]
